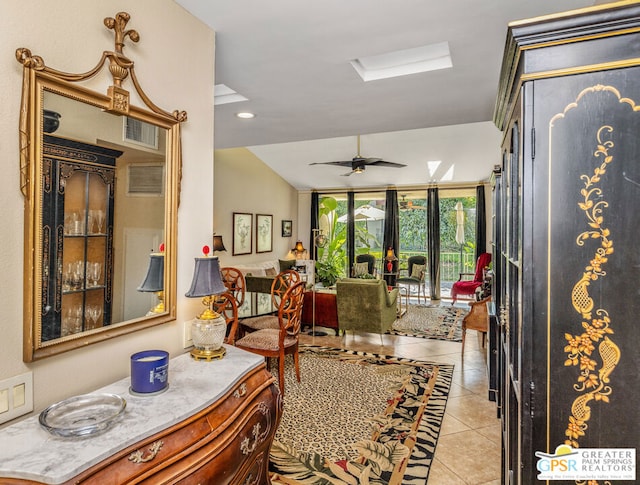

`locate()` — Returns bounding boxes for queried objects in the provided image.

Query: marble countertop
[0,346,263,484]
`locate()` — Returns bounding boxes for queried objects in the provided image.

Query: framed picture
[281,219,292,237]
[256,214,273,253]
[232,212,253,255]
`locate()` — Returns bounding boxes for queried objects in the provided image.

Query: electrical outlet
[183,321,193,349]
[0,372,33,425]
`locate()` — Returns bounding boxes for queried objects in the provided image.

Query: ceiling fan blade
[367,160,407,168]
[340,170,354,177]
[309,161,353,167]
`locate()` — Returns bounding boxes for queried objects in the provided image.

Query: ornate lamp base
[190,346,226,361]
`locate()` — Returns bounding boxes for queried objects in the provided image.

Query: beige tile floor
[298,302,502,485]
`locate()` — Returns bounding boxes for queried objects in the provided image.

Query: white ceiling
[175,0,597,190]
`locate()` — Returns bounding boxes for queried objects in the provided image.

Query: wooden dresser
[0,347,282,484]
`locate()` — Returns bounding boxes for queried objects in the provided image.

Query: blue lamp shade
[185,256,227,298]
[137,254,164,292]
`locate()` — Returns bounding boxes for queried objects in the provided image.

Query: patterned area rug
[270,345,453,484]
[390,304,467,342]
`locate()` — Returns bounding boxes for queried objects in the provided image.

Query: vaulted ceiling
[175,0,597,189]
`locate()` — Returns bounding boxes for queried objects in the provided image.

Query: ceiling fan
[309,135,407,176]
[400,195,426,211]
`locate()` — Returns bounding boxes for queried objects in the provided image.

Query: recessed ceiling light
[236,112,255,119]
[214,84,248,105]
[351,42,453,82]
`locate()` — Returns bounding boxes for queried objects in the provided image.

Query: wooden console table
[301,289,339,333]
[0,346,282,484]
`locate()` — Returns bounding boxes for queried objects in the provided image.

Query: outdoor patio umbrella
[337,205,385,222]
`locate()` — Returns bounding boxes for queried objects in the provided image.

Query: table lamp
[185,245,228,360]
[293,240,306,258]
[137,244,165,314]
[212,234,227,253]
[385,247,398,273]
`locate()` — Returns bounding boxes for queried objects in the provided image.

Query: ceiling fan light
[353,166,365,174]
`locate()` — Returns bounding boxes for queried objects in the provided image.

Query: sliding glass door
[439,188,476,297]
[317,192,385,281]
[316,188,478,298]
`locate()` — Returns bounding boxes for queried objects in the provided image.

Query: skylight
[214,84,248,105]
[350,42,452,82]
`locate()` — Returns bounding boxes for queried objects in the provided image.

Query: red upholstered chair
[451,253,492,304]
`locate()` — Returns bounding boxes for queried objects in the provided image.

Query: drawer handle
[233,383,247,398]
[128,440,163,464]
[240,402,271,455]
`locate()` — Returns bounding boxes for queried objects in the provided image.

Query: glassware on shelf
[62,305,83,335]
[89,209,105,234]
[86,262,102,287]
[63,261,85,291]
[86,305,103,326]
[64,211,86,235]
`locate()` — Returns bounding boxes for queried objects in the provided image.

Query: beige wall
[213,148,300,266]
[0,0,214,419]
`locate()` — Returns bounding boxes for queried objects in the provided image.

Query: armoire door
[525,67,640,484]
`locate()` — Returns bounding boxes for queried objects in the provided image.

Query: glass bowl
[39,393,126,437]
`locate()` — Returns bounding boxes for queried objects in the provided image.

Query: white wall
[0,0,214,417]
[213,148,299,266]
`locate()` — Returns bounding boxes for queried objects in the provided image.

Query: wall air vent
[127,164,164,196]
[123,117,158,149]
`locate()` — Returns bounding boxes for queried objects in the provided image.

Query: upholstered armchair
[451,252,492,303]
[336,278,398,336]
[396,255,427,303]
[352,253,377,278]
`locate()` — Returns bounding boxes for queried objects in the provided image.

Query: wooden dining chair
[212,291,239,345]
[220,267,246,308]
[233,281,306,395]
[270,269,301,307]
[241,269,301,333]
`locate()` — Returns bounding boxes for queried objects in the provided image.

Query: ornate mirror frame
[17,12,185,361]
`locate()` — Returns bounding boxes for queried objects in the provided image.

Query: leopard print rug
[270,345,453,484]
[389,304,467,341]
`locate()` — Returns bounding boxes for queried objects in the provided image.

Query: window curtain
[310,191,319,260]
[427,187,440,300]
[347,192,355,274]
[383,188,399,285]
[475,184,487,261]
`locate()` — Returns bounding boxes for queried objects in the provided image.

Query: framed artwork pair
[232,212,273,255]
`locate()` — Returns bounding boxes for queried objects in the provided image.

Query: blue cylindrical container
[130,350,169,394]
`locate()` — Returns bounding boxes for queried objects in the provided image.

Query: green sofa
[336,278,398,335]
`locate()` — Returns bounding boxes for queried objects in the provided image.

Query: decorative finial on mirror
[104,12,140,55]
[103,12,140,114]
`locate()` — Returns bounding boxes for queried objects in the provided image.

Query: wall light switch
[183,320,193,349]
[0,389,8,414]
[13,383,25,408]
[0,372,33,425]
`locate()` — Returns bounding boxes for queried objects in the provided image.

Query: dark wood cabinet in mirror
[17,12,185,361]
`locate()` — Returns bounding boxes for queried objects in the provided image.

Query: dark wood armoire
[41,134,122,341]
[493,3,640,484]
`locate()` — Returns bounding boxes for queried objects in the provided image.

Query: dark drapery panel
[310,191,319,260]
[347,192,355,274]
[475,184,487,261]
[383,189,399,285]
[427,187,441,300]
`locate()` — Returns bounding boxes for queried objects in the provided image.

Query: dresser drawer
[72,366,280,485]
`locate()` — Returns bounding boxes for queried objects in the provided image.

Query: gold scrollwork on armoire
[563,123,620,459]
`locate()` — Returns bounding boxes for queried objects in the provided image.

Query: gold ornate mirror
[17,12,185,361]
